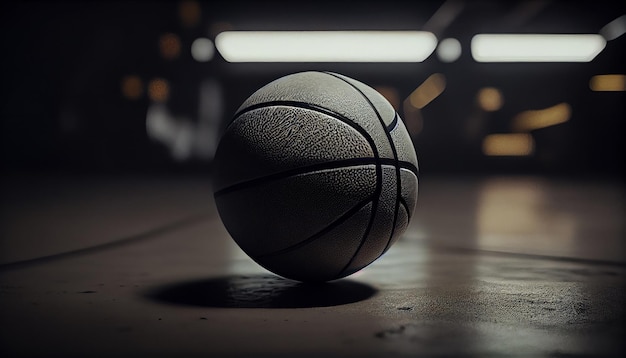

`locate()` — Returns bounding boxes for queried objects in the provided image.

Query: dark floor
[1,174,624,357]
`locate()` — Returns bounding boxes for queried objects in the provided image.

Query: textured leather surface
[233,71,394,159]
[213,71,419,281]
[215,166,377,257]
[213,106,373,192]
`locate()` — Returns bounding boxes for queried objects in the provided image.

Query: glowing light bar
[482,133,534,156]
[215,31,437,63]
[512,103,571,131]
[471,34,606,62]
[589,74,626,91]
[600,15,626,41]
[408,73,446,109]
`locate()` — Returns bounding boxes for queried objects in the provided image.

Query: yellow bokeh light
[512,103,571,131]
[159,33,182,60]
[179,0,201,28]
[589,74,626,91]
[482,133,534,156]
[408,73,446,109]
[148,78,170,102]
[121,75,143,100]
[477,87,503,111]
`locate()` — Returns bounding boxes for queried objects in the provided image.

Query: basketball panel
[213,106,374,192]
[400,168,418,218]
[327,72,396,128]
[235,71,394,160]
[215,165,377,257]
[339,165,398,278]
[387,201,409,252]
[255,202,374,282]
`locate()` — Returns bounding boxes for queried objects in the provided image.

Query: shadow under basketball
[145,274,378,308]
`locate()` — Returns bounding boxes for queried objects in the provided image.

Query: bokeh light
[589,74,626,91]
[436,38,462,63]
[476,87,504,112]
[191,38,215,62]
[120,75,143,100]
[512,103,571,131]
[179,0,201,28]
[159,33,182,60]
[482,133,534,156]
[600,15,626,41]
[148,78,170,102]
[408,73,446,109]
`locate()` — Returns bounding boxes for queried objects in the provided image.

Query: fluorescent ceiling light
[215,31,437,63]
[471,34,606,62]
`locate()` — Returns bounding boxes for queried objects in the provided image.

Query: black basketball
[213,71,418,282]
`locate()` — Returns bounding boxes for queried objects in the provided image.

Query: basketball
[212,71,418,282]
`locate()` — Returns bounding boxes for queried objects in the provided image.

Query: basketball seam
[229,99,418,177]
[399,161,419,177]
[386,112,399,132]
[216,100,382,198]
[230,101,381,175]
[381,113,403,255]
[232,101,361,133]
[255,196,374,259]
[399,167,418,221]
[379,118,403,256]
[399,197,411,221]
[214,158,415,198]
[380,117,418,256]
[323,72,402,278]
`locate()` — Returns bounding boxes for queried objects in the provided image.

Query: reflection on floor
[0,174,624,357]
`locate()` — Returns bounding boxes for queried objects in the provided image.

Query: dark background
[1,0,624,178]
[0,3,625,357]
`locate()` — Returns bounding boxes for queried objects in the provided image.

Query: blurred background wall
[1,0,624,179]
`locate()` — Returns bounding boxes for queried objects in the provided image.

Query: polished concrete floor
[1,174,624,357]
